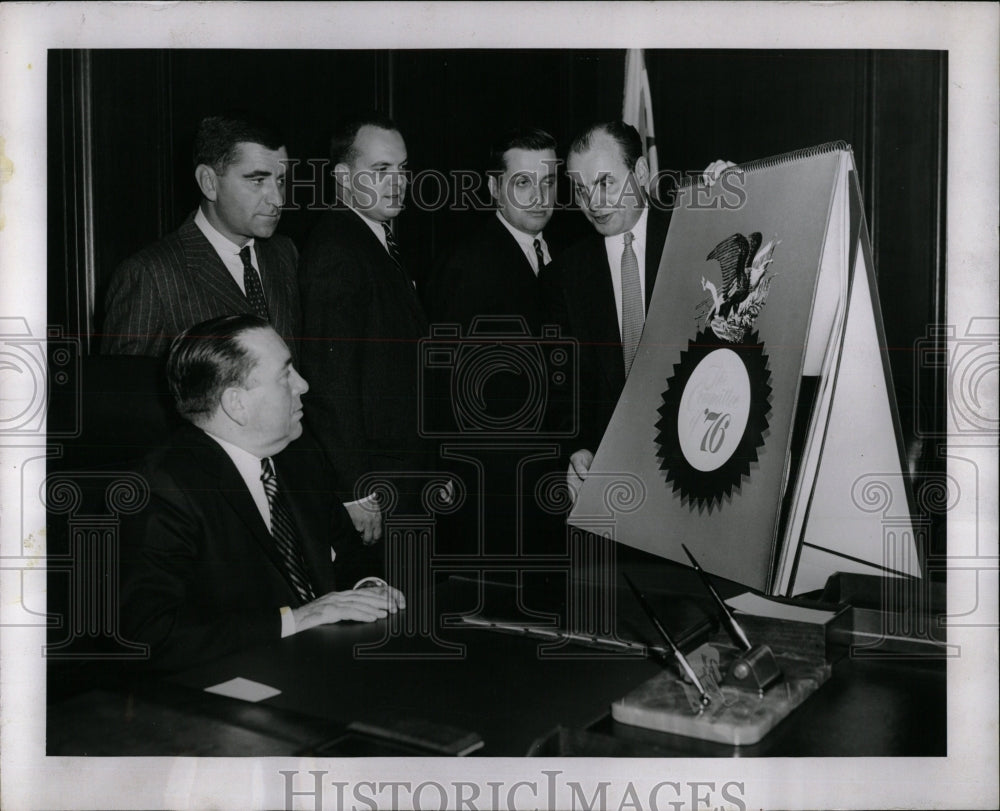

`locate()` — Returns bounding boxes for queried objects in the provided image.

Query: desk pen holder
[611,638,830,745]
[722,643,782,694]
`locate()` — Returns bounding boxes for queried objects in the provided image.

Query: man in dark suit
[541,121,669,501]
[120,315,404,671]
[101,114,300,359]
[423,127,561,553]
[424,126,558,333]
[300,115,435,538]
[541,121,730,501]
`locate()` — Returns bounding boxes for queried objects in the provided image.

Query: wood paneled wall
[48,48,946,502]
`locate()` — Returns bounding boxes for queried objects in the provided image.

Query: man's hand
[567,449,594,505]
[702,159,736,186]
[440,479,455,505]
[344,495,382,544]
[291,584,406,634]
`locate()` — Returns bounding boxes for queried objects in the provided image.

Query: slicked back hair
[567,121,643,171]
[167,314,270,423]
[329,113,401,166]
[488,127,558,175]
[193,112,285,174]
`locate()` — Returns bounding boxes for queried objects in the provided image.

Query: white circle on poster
[677,348,751,472]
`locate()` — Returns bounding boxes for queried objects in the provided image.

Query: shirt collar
[202,429,265,476]
[605,203,649,250]
[346,203,390,246]
[495,210,545,248]
[195,206,254,257]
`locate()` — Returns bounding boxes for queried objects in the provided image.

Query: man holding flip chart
[540,120,728,501]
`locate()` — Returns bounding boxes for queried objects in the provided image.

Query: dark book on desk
[569,143,921,596]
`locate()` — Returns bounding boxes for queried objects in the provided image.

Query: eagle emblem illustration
[698,232,779,343]
[655,230,778,510]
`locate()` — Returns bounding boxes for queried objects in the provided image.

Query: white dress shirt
[194,207,260,293]
[603,204,650,336]
[495,211,551,275]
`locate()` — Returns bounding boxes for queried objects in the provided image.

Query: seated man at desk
[120,314,405,671]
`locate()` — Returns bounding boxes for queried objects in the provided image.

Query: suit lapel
[177,217,254,315]
[343,208,428,330]
[184,428,299,594]
[256,240,285,331]
[579,237,626,393]
[644,207,671,312]
[275,452,337,593]
[491,215,541,285]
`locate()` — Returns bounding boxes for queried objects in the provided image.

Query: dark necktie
[239,246,270,321]
[533,237,547,273]
[382,223,414,288]
[260,457,315,604]
[620,231,644,377]
[382,223,403,267]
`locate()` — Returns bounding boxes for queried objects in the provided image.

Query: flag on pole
[623,49,659,178]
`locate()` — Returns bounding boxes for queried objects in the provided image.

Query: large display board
[569,143,921,595]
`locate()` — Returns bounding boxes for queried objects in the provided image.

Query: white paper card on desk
[726,592,835,624]
[204,677,281,703]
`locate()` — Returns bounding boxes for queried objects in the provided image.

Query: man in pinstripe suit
[101,113,300,359]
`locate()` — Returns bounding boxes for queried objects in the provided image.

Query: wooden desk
[48,570,946,757]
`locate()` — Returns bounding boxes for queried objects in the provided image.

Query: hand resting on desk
[291,584,406,633]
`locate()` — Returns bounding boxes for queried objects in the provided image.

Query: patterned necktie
[383,223,403,266]
[620,231,644,377]
[239,246,270,321]
[533,238,546,274]
[260,457,315,604]
[382,223,414,288]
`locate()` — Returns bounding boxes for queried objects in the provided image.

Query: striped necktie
[533,237,547,274]
[382,223,415,288]
[383,223,403,267]
[260,457,315,604]
[239,245,270,321]
[620,231,644,377]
